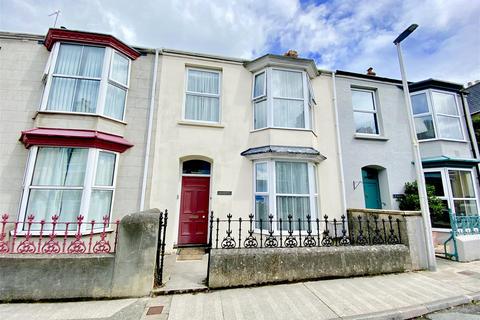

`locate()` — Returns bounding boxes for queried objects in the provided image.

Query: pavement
[0,258,479,320]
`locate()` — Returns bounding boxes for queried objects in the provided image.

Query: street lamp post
[394,24,437,271]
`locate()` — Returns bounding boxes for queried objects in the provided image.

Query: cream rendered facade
[148,51,344,251]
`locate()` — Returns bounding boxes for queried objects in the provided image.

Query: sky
[1,0,479,84]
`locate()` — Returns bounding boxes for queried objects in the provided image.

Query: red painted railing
[0,214,120,254]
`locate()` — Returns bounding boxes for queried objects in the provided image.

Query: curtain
[351,90,374,111]
[95,152,116,186]
[254,100,267,129]
[55,44,104,77]
[104,84,126,120]
[272,70,303,99]
[27,147,88,229]
[276,162,309,194]
[254,72,265,98]
[185,94,219,122]
[437,116,463,140]
[89,190,113,225]
[187,70,219,94]
[273,99,305,128]
[432,92,457,115]
[276,196,310,230]
[110,53,129,85]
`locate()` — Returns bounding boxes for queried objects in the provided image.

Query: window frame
[251,67,313,131]
[40,42,132,122]
[18,146,119,235]
[252,159,318,233]
[411,89,465,142]
[182,67,222,124]
[351,88,380,135]
[424,167,480,230]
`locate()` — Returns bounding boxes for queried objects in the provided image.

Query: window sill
[419,138,468,143]
[354,134,389,141]
[34,110,127,125]
[177,120,224,128]
[251,127,317,137]
[431,227,452,233]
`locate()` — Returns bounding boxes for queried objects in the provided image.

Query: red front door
[178,176,210,245]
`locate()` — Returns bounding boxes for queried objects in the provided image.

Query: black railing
[154,210,168,287]
[208,212,403,250]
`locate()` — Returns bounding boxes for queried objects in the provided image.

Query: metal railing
[207,212,404,250]
[0,214,119,254]
[154,210,168,287]
[444,210,480,261]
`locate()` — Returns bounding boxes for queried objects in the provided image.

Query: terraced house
[0,27,479,259]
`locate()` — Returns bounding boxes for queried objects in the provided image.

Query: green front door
[362,168,382,209]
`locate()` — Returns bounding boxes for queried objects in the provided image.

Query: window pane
[449,170,475,198]
[89,190,113,223]
[432,92,458,115]
[424,172,444,197]
[182,160,211,175]
[104,84,126,120]
[32,148,88,186]
[273,99,305,128]
[454,200,478,216]
[55,44,104,78]
[254,100,267,129]
[272,70,303,99]
[253,72,265,98]
[255,163,268,192]
[255,195,269,229]
[352,90,375,111]
[431,200,450,228]
[26,189,82,230]
[437,116,463,140]
[110,52,129,85]
[411,93,429,115]
[276,162,309,194]
[73,79,99,113]
[414,115,435,140]
[95,152,116,186]
[185,94,219,122]
[187,70,219,94]
[276,196,310,230]
[354,112,378,134]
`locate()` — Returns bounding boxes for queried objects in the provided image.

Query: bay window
[424,168,479,229]
[42,43,131,121]
[20,147,117,231]
[252,68,314,130]
[254,160,318,231]
[184,68,221,123]
[411,90,464,141]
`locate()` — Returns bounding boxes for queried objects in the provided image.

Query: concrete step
[176,247,206,261]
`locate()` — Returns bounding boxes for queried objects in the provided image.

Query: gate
[154,210,168,286]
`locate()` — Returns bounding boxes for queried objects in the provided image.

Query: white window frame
[411,89,465,142]
[182,67,222,124]
[18,146,119,235]
[424,167,480,229]
[251,67,313,131]
[253,159,318,233]
[40,42,131,122]
[351,88,380,135]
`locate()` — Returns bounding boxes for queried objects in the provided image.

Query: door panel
[178,176,210,245]
[362,169,382,209]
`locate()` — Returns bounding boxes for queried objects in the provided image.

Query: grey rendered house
[334,70,416,211]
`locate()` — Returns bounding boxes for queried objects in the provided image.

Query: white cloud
[0,0,478,83]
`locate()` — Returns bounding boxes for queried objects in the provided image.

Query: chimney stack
[367,67,376,76]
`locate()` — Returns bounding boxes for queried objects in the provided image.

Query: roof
[335,70,403,85]
[467,82,480,114]
[409,79,464,93]
[245,54,319,78]
[241,145,326,162]
[422,155,480,168]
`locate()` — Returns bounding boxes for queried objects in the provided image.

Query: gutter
[459,91,480,187]
[332,72,347,214]
[140,49,159,211]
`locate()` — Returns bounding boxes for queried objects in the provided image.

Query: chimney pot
[284,50,299,58]
[367,67,376,76]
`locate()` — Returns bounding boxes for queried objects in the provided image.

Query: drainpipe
[140,48,159,211]
[331,72,348,215]
[459,91,480,187]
